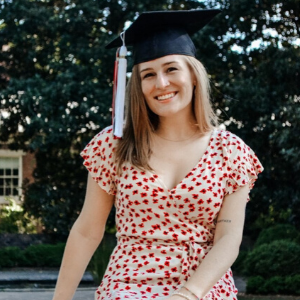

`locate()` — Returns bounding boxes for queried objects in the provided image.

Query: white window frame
[0,150,24,204]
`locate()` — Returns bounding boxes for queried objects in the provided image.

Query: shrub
[89,234,116,283]
[23,243,65,267]
[0,197,42,234]
[244,240,300,278]
[262,276,288,294]
[231,250,248,275]
[247,275,300,295]
[285,275,300,295]
[255,224,300,247]
[0,246,25,268]
[246,276,266,294]
[0,243,65,269]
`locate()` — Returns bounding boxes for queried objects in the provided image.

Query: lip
[155,92,177,103]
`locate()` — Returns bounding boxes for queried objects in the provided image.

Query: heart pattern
[81,126,263,300]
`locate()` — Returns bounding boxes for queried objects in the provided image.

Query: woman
[52,10,263,300]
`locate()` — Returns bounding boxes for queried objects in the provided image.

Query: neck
[155,113,198,141]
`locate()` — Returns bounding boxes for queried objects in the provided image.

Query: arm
[52,174,114,300]
[171,184,249,300]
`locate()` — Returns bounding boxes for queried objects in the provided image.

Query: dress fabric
[80,126,263,300]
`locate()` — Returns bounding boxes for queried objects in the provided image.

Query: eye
[167,67,177,72]
[142,72,154,79]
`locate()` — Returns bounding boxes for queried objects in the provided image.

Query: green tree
[212,0,300,234]
[0,0,299,239]
[0,0,202,238]
[193,0,300,235]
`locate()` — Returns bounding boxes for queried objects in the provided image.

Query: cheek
[141,80,154,98]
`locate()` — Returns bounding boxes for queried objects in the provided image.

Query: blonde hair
[115,55,218,173]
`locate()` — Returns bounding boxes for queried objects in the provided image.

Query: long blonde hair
[115,56,218,173]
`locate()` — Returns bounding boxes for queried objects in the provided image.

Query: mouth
[155,92,177,101]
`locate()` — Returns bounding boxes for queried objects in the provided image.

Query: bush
[0,211,20,233]
[231,250,248,275]
[0,198,41,234]
[23,243,65,267]
[0,246,25,268]
[263,276,288,294]
[246,276,266,294]
[89,234,116,283]
[247,275,300,295]
[244,240,300,278]
[0,243,65,269]
[255,224,300,247]
[285,275,300,295]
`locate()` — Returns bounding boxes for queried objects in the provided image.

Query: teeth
[157,93,175,100]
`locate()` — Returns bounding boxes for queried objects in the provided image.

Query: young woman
[52,10,263,300]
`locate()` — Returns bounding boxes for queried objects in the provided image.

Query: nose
[155,73,169,89]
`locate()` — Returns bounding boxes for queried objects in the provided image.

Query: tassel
[113,32,127,138]
[111,48,119,126]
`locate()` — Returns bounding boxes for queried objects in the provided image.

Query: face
[138,55,196,119]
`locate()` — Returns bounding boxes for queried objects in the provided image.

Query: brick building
[0,145,35,205]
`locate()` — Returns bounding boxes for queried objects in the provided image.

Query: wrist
[181,285,201,300]
[173,291,196,300]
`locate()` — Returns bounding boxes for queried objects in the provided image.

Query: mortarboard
[106,9,221,65]
[106,9,221,137]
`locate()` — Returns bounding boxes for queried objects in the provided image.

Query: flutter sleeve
[80,126,117,195]
[222,131,263,199]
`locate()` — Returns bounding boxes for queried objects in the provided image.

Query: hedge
[0,243,65,269]
[244,240,300,278]
[255,224,300,247]
[247,275,300,295]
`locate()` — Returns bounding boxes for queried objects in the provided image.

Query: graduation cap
[106,9,221,137]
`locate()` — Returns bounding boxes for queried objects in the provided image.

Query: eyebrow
[139,61,178,74]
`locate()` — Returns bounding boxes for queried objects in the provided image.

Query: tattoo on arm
[217,219,232,223]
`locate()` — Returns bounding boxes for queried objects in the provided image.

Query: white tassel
[113,32,127,138]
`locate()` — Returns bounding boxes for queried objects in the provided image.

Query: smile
[156,92,176,101]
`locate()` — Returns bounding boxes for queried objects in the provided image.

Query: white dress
[81,126,263,300]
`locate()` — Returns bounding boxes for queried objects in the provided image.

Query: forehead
[138,54,188,70]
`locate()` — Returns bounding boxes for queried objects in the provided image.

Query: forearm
[185,234,241,299]
[52,222,103,300]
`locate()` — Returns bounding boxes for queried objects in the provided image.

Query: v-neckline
[150,129,216,192]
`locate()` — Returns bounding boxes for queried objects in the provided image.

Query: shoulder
[213,128,248,150]
[80,126,118,194]
[212,128,257,165]
[81,125,119,160]
[85,125,119,150]
[213,128,262,169]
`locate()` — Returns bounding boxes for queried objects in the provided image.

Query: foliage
[246,276,266,294]
[255,224,300,247]
[231,250,248,274]
[0,197,41,233]
[252,207,294,234]
[88,233,117,283]
[0,243,65,269]
[0,0,299,238]
[23,243,65,267]
[244,240,300,278]
[0,246,25,268]
[246,275,300,295]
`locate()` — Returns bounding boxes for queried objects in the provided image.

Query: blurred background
[0,0,299,296]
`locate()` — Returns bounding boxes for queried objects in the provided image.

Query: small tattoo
[217,219,232,223]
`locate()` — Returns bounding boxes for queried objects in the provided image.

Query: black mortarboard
[105,9,221,65]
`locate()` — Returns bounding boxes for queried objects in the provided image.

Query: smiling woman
[52,9,264,300]
[139,56,195,118]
